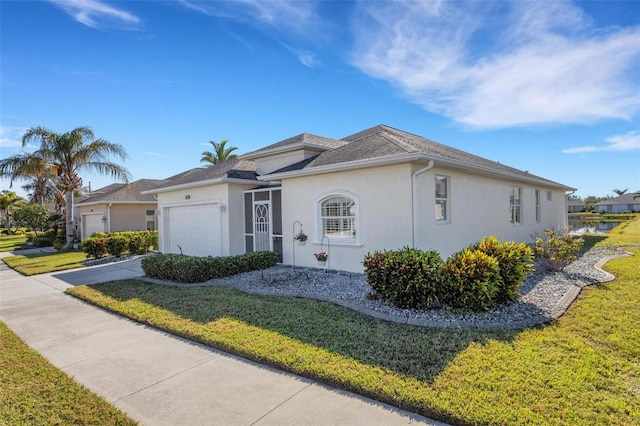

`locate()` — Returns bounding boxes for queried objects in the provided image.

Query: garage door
[167,204,222,257]
[83,214,104,239]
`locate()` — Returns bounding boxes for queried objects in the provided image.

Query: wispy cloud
[282,43,319,68]
[351,0,640,129]
[563,131,640,153]
[48,0,141,30]
[144,151,168,158]
[178,0,318,35]
[0,125,26,148]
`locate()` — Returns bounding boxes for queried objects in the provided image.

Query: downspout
[107,203,112,233]
[412,160,434,248]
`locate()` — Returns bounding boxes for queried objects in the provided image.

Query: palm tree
[0,190,25,233]
[612,188,628,196]
[0,152,57,206]
[200,139,238,166]
[22,126,131,247]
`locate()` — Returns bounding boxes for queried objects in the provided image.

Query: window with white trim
[535,189,541,223]
[435,175,449,222]
[509,186,522,224]
[319,195,357,242]
[547,191,552,201]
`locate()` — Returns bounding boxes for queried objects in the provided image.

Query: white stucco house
[593,193,640,213]
[74,179,165,239]
[143,125,574,273]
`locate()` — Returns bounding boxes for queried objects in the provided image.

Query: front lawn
[0,235,29,252]
[0,321,137,425]
[3,250,87,275]
[67,248,640,425]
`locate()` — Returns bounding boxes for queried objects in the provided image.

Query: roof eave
[260,152,575,190]
[241,142,336,161]
[141,177,266,194]
[75,201,158,206]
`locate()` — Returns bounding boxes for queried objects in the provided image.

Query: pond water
[568,217,621,234]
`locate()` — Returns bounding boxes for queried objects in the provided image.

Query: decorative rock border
[137,248,634,331]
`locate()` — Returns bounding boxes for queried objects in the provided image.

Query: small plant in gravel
[534,228,584,272]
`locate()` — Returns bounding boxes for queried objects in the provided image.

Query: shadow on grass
[85,280,518,384]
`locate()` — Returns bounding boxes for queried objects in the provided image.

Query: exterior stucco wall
[254,150,311,175]
[281,164,414,273]
[108,203,157,232]
[414,167,568,258]
[280,163,569,273]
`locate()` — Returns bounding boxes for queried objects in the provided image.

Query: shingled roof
[271,125,570,189]
[76,179,167,205]
[148,157,259,192]
[242,133,347,159]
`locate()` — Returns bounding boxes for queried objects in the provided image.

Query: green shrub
[534,228,584,272]
[471,236,534,303]
[141,251,279,283]
[25,232,36,243]
[441,249,501,311]
[32,229,56,248]
[106,234,128,257]
[82,237,108,259]
[363,247,444,309]
[127,231,151,254]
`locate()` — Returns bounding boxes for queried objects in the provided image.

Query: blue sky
[1,0,639,199]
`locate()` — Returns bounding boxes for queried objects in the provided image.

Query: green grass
[0,235,29,252]
[3,250,87,275]
[0,321,137,425]
[67,247,640,425]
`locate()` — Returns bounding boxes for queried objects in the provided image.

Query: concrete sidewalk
[0,251,447,426]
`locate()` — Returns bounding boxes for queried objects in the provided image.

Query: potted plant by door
[295,231,308,246]
[314,252,328,266]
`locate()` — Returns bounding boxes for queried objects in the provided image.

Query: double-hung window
[320,195,357,242]
[146,209,156,230]
[435,175,449,222]
[510,186,522,224]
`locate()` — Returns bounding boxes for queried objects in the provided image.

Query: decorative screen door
[253,202,271,252]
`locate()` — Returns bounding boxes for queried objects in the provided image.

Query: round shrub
[471,236,533,303]
[363,247,444,309]
[534,228,584,272]
[441,248,501,311]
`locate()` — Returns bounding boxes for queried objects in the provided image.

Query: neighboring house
[594,193,640,213]
[567,199,585,213]
[74,179,165,240]
[143,125,574,273]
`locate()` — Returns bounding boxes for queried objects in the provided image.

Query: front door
[253,201,271,252]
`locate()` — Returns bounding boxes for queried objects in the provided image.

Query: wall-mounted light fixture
[101,216,107,223]
[185,195,191,200]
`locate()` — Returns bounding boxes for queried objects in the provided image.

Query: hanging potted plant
[314,251,328,266]
[294,231,308,245]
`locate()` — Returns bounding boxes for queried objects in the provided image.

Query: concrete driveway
[0,249,447,426]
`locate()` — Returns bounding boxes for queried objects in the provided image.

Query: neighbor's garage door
[167,204,222,257]
[83,214,104,239]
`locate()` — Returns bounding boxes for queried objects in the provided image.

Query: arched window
[319,194,358,243]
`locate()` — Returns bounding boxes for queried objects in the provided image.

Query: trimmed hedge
[142,251,279,283]
[363,247,444,309]
[82,230,158,259]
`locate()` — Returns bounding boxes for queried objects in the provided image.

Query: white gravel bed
[144,246,632,330]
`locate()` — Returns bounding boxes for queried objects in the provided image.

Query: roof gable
[76,179,167,204]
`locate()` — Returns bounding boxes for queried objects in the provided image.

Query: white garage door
[83,214,104,239]
[167,204,222,257]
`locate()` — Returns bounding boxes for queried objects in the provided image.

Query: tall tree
[612,188,628,196]
[0,152,55,206]
[200,139,238,166]
[0,190,25,233]
[22,126,130,247]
